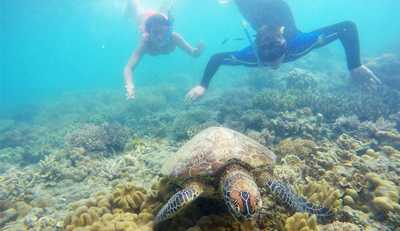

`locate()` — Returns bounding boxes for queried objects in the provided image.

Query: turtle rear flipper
[266,180,333,218]
[155,181,204,224]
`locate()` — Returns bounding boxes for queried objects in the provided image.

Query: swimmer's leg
[311,21,381,86]
[129,0,147,26]
[311,21,361,70]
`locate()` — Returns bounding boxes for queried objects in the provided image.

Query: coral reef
[112,183,147,212]
[367,53,400,90]
[295,179,342,214]
[366,173,400,215]
[65,123,129,155]
[1,56,400,230]
[284,68,318,90]
[170,109,214,140]
[0,208,18,227]
[37,155,65,183]
[184,214,258,231]
[319,221,361,231]
[276,138,317,160]
[64,182,157,231]
[284,213,318,231]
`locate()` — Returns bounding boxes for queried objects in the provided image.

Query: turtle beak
[227,190,257,220]
[240,191,256,218]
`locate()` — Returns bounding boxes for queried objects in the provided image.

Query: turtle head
[222,169,262,220]
[225,190,258,219]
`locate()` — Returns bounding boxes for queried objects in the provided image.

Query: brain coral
[112,183,147,213]
[64,182,153,231]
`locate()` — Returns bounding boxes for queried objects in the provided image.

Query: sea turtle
[155,127,331,224]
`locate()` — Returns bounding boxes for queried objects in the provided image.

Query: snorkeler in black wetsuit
[185,0,381,102]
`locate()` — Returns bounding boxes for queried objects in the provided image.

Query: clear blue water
[1,0,400,110]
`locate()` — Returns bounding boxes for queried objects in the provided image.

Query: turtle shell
[162,127,276,180]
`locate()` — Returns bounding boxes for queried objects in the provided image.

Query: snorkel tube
[241,21,262,66]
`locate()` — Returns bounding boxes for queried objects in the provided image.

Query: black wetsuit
[234,0,298,38]
[200,0,362,88]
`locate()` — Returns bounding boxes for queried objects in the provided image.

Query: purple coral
[64,123,128,154]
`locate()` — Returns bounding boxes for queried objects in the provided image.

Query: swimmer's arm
[123,41,146,98]
[131,0,145,22]
[173,32,204,57]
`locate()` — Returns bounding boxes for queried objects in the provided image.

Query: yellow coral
[276,138,317,160]
[183,214,260,231]
[296,179,342,213]
[64,182,156,231]
[285,213,318,231]
[84,211,154,231]
[64,206,108,230]
[380,146,400,160]
[342,188,359,208]
[14,201,32,218]
[319,221,360,231]
[367,173,400,213]
[112,183,147,212]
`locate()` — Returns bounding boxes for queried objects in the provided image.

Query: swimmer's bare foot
[185,85,206,103]
[350,65,382,90]
[125,84,136,100]
[218,0,232,5]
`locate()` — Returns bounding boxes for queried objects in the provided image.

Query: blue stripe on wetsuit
[221,31,322,67]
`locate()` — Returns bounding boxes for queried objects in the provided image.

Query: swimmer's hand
[185,85,206,103]
[193,42,205,57]
[350,65,382,90]
[218,0,231,5]
[125,83,136,100]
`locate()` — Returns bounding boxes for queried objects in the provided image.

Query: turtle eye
[226,192,242,215]
[232,199,240,208]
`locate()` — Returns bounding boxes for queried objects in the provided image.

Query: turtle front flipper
[155,181,204,224]
[266,180,333,218]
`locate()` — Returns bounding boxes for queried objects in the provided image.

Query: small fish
[221,37,245,45]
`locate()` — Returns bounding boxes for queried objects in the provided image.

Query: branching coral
[333,116,361,134]
[170,109,214,141]
[1,167,36,201]
[65,124,109,153]
[266,109,327,140]
[0,147,26,164]
[284,68,318,90]
[97,158,127,181]
[240,110,267,131]
[65,123,129,154]
[319,221,361,231]
[276,138,317,160]
[358,117,400,148]
[37,155,65,183]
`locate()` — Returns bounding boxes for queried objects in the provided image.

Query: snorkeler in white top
[123,0,204,100]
